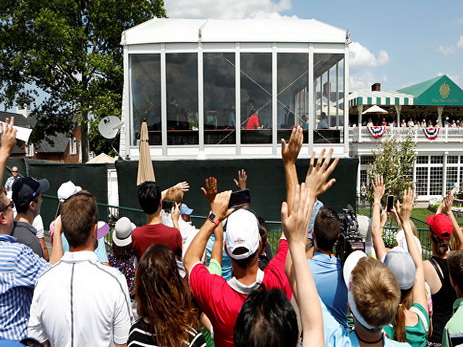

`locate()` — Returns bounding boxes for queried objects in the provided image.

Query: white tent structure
[120,18,350,159]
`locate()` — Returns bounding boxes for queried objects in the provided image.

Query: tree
[0,0,166,162]
[367,131,416,204]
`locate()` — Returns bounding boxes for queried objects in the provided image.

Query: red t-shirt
[246,114,260,129]
[189,239,291,347]
[131,224,182,260]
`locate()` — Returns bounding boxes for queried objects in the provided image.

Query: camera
[336,205,365,263]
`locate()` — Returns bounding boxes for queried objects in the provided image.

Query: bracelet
[373,202,381,207]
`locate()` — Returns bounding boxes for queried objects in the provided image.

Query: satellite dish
[98,116,124,139]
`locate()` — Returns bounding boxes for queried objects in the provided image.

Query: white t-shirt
[32,215,44,239]
[28,251,133,346]
[395,229,423,255]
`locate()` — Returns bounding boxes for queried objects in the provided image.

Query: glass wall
[240,53,272,144]
[277,53,309,143]
[130,54,161,145]
[166,53,198,145]
[203,53,236,144]
[313,54,345,144]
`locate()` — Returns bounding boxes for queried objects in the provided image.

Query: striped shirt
[128,318,206,347]
[0,234,51,340]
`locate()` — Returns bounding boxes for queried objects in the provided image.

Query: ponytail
[393,289,413,342]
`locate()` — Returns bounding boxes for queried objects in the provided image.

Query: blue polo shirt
[308,252,348,329]
[0,234,51,340]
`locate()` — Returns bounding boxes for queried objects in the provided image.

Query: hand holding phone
[386,195,394,213]
[228,189,251,209]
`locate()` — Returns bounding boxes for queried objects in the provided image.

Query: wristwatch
[208,212,220,227]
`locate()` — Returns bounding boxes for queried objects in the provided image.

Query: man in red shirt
[184,193,291,347]
[131,181,182,260]
[246,111,262,129]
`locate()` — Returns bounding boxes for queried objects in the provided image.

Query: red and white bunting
[423,127,440,140]
[367,126,386,139]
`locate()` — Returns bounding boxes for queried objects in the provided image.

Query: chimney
[371,83,381,92]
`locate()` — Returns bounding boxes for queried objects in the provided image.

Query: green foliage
[367,132,416,204]
[0,0,166,161]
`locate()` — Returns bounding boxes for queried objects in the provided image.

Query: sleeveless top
[428,256,457,343]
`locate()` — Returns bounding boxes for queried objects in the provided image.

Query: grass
[357,207,463,224]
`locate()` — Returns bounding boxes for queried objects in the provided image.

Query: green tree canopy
[367,132,416,204]
[0,0,166,161]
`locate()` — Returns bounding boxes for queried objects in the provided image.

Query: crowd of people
[1,118,463,347]
[360,117,463,128]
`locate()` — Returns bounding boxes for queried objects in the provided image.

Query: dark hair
[61,192,98,248]
[135,243,198,346]
[15,194,40,214]
[233,250,258,269]
[448,250,463,292]
[234,286,298,347]
[138,181,161,215]
[111,243,134,257]
[313,206,340,252]
[257,217,269,253]
[430,232,450,257]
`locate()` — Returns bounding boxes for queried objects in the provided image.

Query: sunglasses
[0,201,14,212]
[11,171,18,173]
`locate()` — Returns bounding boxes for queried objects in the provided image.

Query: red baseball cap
[426,213,453,240]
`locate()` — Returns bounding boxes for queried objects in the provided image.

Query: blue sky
[166,0,463,91]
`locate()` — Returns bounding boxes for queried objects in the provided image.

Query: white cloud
[349,42,390,69]
[457,35,463,48]
[438,44,456,55]
[165,0,292,19]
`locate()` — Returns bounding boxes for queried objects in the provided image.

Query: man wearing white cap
[184,192,291,347]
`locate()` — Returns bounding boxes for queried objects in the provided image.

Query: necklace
[355,330,384,345]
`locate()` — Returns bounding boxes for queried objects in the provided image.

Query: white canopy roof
[121,18,348,46]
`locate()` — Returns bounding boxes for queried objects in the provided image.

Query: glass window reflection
[203,53,236,144]
[240,53,272,144]
[130,54,161,145]
[166,53,199,145]
[277,53,309,143]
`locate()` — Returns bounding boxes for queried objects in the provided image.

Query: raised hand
[305,148,339,199]
[233,169,247,190]
[211,190,234,221]
[175,181,190,192]
[281,183,311,246]
[281,126,303,165]
[398,188,414,223]
[371,175,385,202]
[0,117,17,156]
[201,177,218,204]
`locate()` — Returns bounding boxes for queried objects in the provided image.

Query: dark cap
[12,177,50,207]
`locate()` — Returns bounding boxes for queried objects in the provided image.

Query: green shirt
[384,303,430,347]
[442,297,463,347]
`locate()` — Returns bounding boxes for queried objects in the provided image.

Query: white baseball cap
[58,181,82,202]
[225,209,260,260]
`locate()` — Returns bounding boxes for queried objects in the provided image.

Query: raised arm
[161,181,190,200]
[398,188,428,312]
[282,126,303,214]
[233,169,247,190]
[49,216,64,264]
[282,183,323,347]
[442,191,463,250]
[371,175,388,261]
[0,117,17,185]
[184,190,232,274]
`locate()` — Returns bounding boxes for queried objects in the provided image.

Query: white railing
[349,126,463,143]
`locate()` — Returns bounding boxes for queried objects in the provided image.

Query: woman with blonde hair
[128,243,205,346]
